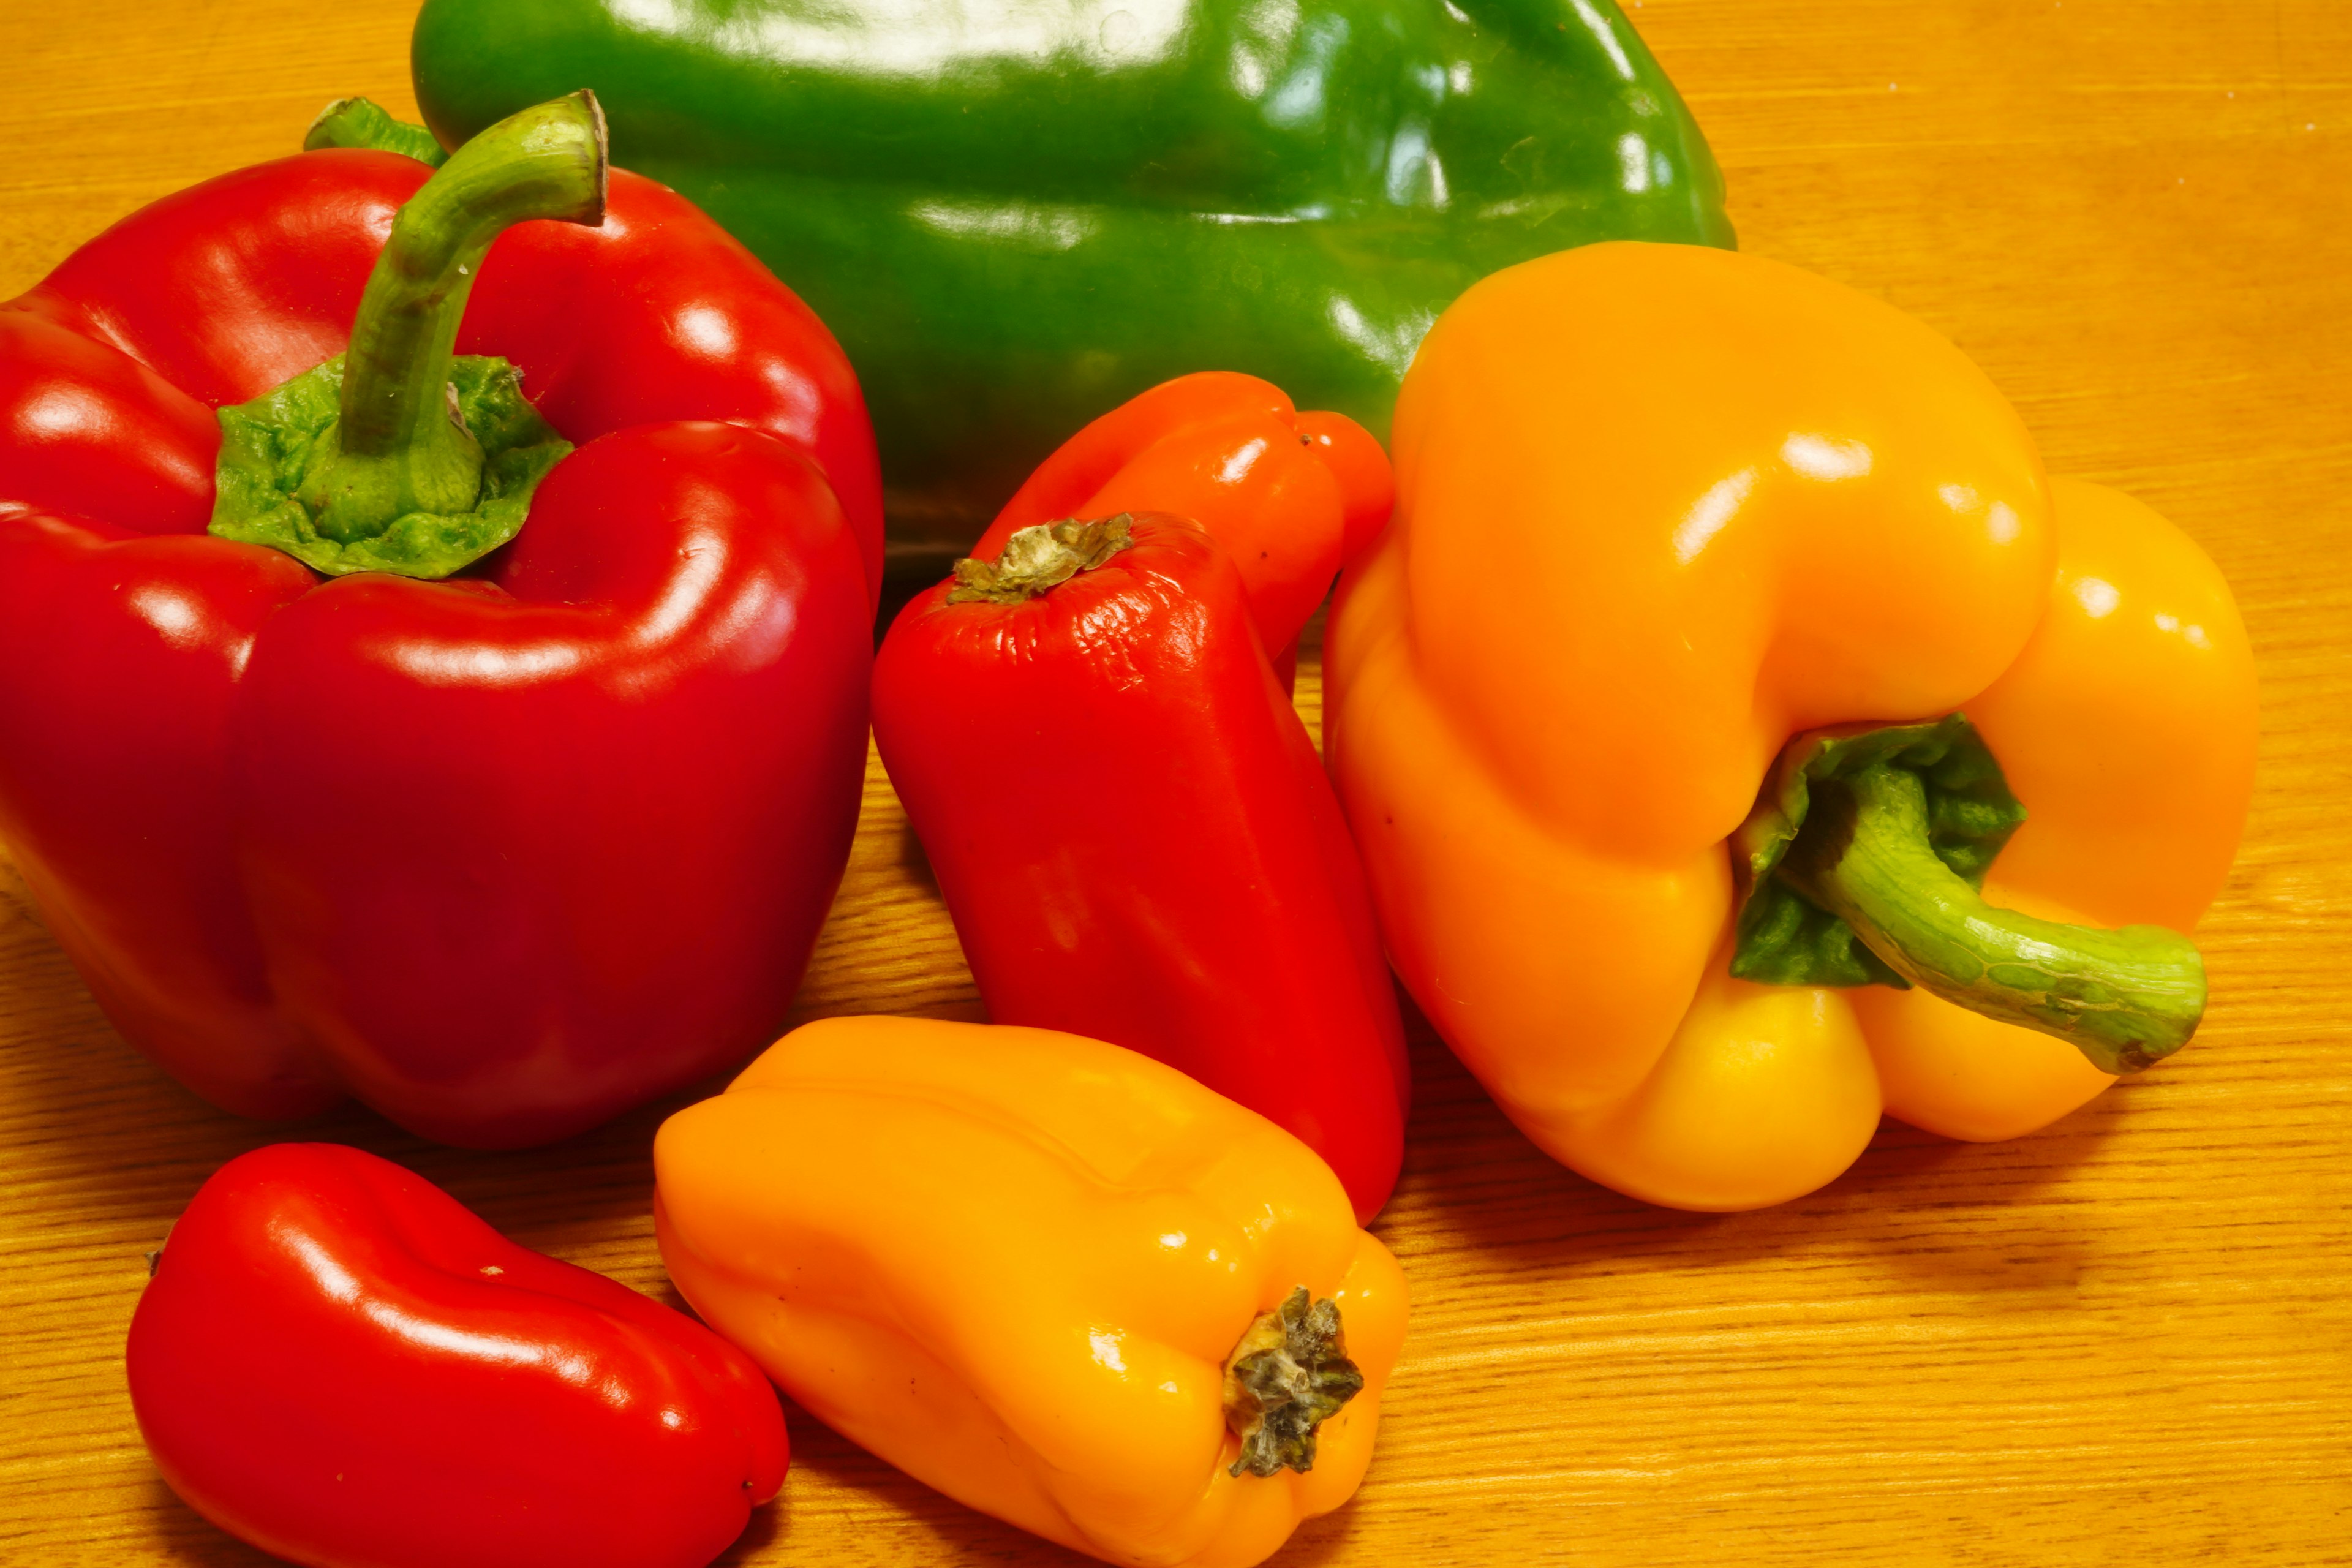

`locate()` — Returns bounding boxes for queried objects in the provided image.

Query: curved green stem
[293,91,605,543]
[1779,763,2205,1074]
[303,97,450,166]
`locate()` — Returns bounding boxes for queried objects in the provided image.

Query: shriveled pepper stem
[1221,1287,1363,1479]
[946,516,1134,604]
[1778,763,2206,1074]
[293,91,605,543]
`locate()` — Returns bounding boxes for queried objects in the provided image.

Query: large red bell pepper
[129,1142,788,1568]
[0,95,877,1145]
[873,511,1409,1220]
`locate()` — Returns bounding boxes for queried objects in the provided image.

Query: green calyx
[1223,1287,1365,1479]
[209,91,606,579]
[304,97,450,166]
[1733,716,2024,990]
[944,516,1135,605]
[1730,715,2206,1074]
[211,354,568,578]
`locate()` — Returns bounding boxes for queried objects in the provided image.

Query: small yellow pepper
[653,1016,1408,1568]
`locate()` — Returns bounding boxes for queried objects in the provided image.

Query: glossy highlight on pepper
[973,371,1396,671]
[1325,241,2258,1210]
[412,0,1733,549]
[129,1143,788,1568]
[655,1016,1409,1568]
[0,98,880,1146]
[876,510,1411,1219]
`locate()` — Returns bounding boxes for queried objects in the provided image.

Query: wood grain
[2,2,2347,1562]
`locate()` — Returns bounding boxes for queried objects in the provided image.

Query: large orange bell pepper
[652,1016,1408,1568]
[1325,241,2258,1212]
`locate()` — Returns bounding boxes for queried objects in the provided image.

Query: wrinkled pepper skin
[411,0,1733,549]
[655,1016,1409,1568]
[0,148,878,1144]
[974,371,1396,665]
[130,1144,788,1568]
[1325,242,2258,1210]
[874,513,1411,1219]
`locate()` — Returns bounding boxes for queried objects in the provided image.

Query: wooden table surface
[4,2,2348,1563]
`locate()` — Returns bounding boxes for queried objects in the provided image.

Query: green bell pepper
[412,0,1733,563]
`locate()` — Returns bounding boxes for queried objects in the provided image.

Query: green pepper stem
[303,97,450,166]
[1779,764,2205,1074]
[293,91,605,543]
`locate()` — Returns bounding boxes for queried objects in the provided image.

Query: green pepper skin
[413,0,1733,553]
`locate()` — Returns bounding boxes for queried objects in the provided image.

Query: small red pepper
[970,371,1395,679]
[873,512,1410,1220]
[128,1143,788,1568]
[0,96,876,1144]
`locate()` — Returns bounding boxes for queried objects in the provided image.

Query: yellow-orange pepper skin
[1858,477,2258,1142]
[1324,242,2257,1211]
[652,1016,1408,1568]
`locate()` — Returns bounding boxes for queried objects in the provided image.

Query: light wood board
[1,1,2346,1562]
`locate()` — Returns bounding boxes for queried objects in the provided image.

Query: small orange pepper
[1325,241,2257,1211]
[653,1016,1409,1568]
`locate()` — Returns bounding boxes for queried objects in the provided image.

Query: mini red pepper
[873,512,1409,1221]
[129,1142,788,1568]
[971,371,1396,679]
[0,96,877,1144]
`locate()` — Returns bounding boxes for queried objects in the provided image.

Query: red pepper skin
[2,152,883,577]
[128,1143,788,1568]
[872,514,1409,1219]
[970,372,1395,663]
[0,150,877,1142]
